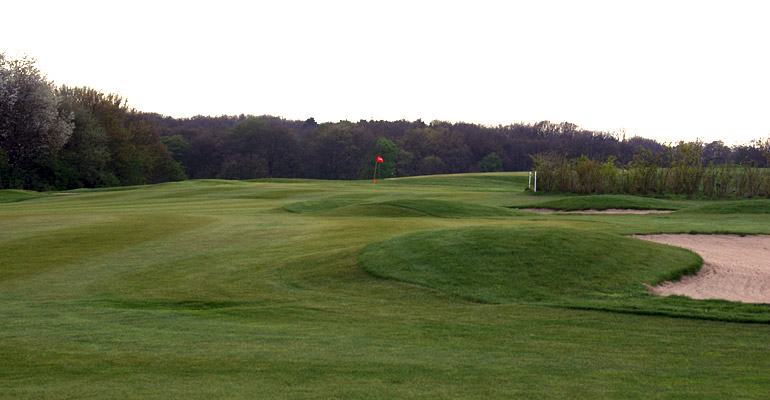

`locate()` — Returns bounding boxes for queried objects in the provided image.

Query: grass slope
[516,194,682,211]
[2,173,770,398]
[359,225,770,322]
[0,189,46,203]
[358,226,701,303]
[285,198,520,218]
[678,199,770,214]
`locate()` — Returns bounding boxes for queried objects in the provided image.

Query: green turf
[0,189,47,203]
[283,198,362,213]
[2,172,770,398]
[515,194,683,211]
[378,199,522,218]
[358,226,701,303]
[285,198,521,218]
[677,199,770,214]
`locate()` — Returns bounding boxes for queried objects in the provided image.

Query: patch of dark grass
[514,194,682,211]
[321,204,430,217]
[102,299,245,310]
[285,198,524,218]
[0,189,47,204]
[283,199,362,213]
[379,199,521,218]
[556,296,770,324]
[677,199,770,214]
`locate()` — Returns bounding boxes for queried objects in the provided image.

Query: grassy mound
[378,199,519,218]
[285,198,520,218]
[283,199,361,214]
[679,199,770,214]
[517,194,681,211]
[321,203,429,217]
[358,226,700,304]
[0,189,46,204]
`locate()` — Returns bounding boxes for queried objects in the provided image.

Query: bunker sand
[634,234,770,304]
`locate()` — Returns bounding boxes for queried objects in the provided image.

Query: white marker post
[534,171,537,193]
[528,171,532,190]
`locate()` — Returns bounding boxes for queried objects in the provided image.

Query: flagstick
[373,159,379,183]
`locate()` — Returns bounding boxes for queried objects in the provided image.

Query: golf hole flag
[373,156,383,182]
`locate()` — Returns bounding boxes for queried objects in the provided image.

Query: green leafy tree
[58,86,174,185]
[57,98,113,187]
[230,118,300,178]
[162,134,189,163]
[365,137,398,179]
[478,152,502,172]
[0,54,73,188]
[0,148,9,188]
[420,155,445,175]
[161,134,189,182]
[310,122,373,179]
[218,154,267,180]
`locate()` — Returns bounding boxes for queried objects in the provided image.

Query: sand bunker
[521,208,674,214]
[633,234,770,304]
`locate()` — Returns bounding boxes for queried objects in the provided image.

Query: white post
[534,171,537,193]
[528,171,532,189]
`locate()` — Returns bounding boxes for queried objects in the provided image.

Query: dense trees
[478,152,503,172]
[0,54,181,190]
[0,54,73,189]
[2,53,769,191]
[157,117,768,184]
[56,97,113,187]
[54,86,181,187]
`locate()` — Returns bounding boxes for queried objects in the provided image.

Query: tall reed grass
[532,142,770,198]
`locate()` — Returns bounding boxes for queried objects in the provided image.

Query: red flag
[376,156,383,162]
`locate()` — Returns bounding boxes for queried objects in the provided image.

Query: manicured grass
[283,198,361,213]
[285,198,522,218]
[516,194,683,211]
[387,173,527,188]
[359,226,701,303]
[359,225,770,322]
[2,173,770,398]
[677,199,770,214]
[0,189,46,203]
[378,199,522,218]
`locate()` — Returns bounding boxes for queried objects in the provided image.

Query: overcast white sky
[3,0,768,145]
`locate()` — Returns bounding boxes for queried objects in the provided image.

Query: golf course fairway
[2,173,770,399]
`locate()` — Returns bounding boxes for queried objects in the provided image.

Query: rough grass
[516,194,683,211]
[3,173,770,398]
[0,189,46,203]
[677,199,770,214]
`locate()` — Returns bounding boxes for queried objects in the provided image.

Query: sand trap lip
[520,208,674,214]
[633,234,770,304]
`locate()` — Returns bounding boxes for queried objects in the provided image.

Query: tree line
[2,53,769,191]
[1,55,183,190]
